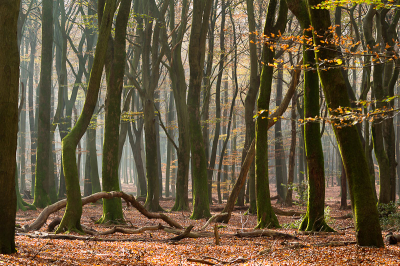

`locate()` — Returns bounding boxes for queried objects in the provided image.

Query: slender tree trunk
[255,0,287,229]
[285,91,297,206]
[275,67,287,200]
[33,0,53,208]
[28,29,37,198]
[239,0,259,211]
[165,90,175,198]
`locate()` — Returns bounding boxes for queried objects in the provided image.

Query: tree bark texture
[0,0,20,254]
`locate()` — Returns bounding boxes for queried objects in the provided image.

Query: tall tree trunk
[33,0,53,208]
[287,0,332,232]
[165,90,175,198]
[275,67,287,200]
[240,0,259,211]
[187,0,213,219]
[255,0,287,229]
[209,0,226,205]
[98,0,131,224]
[285,91,297,206]
[0,0,20,254]
[28,29,37,198]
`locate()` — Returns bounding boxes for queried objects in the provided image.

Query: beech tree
[187,0,213,219]
[0,0,20,254]
[255,0,287,229]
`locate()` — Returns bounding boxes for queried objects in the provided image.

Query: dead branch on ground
[21,191,182,232]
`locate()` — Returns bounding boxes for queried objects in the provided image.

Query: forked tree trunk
[56,0,116,233]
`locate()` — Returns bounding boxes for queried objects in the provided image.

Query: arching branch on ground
[21,191,183,232]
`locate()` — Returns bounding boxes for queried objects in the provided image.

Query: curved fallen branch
[272,207,303,217]
[169,225,194,241]
[21,191,183,232]
[201,213,228,231]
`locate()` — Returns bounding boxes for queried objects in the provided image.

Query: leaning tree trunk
[33,0,53,208]
[306,0,383,247]
[55,0,116,234]
[0,0,20,254]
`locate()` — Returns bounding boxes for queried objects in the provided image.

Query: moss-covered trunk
[0,1,20,253]
[254,0,286,229]
[56,0,116,233]
[307,0,383,247]
[286,0,332,231]
[187,0,213,220]
[98,0,131,224]
[33,0,53,208]
[299,46,332,232]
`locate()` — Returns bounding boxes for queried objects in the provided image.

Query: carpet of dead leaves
[3,185,400,265]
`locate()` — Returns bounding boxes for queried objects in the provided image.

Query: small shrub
[378,201,400,230]
[284,181,308,206]
[282,215,304,229]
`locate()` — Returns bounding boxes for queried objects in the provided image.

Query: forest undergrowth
[4,186,400,265]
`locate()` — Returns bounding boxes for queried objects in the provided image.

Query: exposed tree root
[21,191,183,232]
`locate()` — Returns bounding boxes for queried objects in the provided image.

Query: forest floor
[4,185,400,265]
